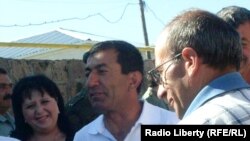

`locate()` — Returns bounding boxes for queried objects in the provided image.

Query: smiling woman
[10,74,74,141]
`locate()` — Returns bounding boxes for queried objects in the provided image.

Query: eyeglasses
[0,83,13,90]
[148,53,181,85]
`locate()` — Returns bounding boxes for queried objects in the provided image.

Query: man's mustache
[3,94,12,100]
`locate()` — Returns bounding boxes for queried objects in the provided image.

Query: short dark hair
[11,74,74,140]
[217,6,250,28]
[88,40,144,93]
[82,51,90,64]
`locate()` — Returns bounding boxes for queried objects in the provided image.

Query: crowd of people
[1,5,250,141]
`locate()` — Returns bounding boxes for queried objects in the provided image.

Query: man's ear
[129,71,142,89]
[181,47,200,77]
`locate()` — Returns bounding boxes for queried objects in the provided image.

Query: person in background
[11,74,74,141]
[65,51,100,133]
[0,67,15,136]
[217,6,250,84]
[74,40,179,141]
[141,74,169,110]
[150,8,250,124]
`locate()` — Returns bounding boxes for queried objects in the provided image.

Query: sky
[0,0,250,47]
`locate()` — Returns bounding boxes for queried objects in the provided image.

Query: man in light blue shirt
[151,9,250,124]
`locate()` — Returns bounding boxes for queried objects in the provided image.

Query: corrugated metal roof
[0,47,57,59]
[0,29,96,60]
[15,30,86,44]
[0,28,154,60]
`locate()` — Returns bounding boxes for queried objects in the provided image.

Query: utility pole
[139,0,151,59]
[139,0,149,46]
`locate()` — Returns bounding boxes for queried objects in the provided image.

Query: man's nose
[86,72,99,87]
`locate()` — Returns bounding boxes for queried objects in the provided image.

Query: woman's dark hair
[11,74,74,141]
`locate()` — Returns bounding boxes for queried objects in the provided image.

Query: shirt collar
[183,72,250,118]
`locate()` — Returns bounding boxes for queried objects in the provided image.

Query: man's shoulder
[144,101,169,112]
[180,93,250,124]
[142,101,179,123]
[73,115,107,141]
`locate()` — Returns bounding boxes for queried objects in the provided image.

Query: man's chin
[92,103,106,111]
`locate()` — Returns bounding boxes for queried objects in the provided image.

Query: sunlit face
[22,90,60,133]
[85,49,131,112]
[155,30,190,119]
[0,74,12,113]
[237,21,250,84]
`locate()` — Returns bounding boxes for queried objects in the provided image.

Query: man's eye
[98,70,107,74]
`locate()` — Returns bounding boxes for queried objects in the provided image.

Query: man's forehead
[89,51,117,63]
[155,29,172,61]
[86,51,118,69]
[155,30,171,51]
[86,57,106,69]
[91,51,106,59]
[90,49,117,59]
[156,33,167,48]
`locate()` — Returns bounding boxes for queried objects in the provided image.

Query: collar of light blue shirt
[183,72,250,118]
